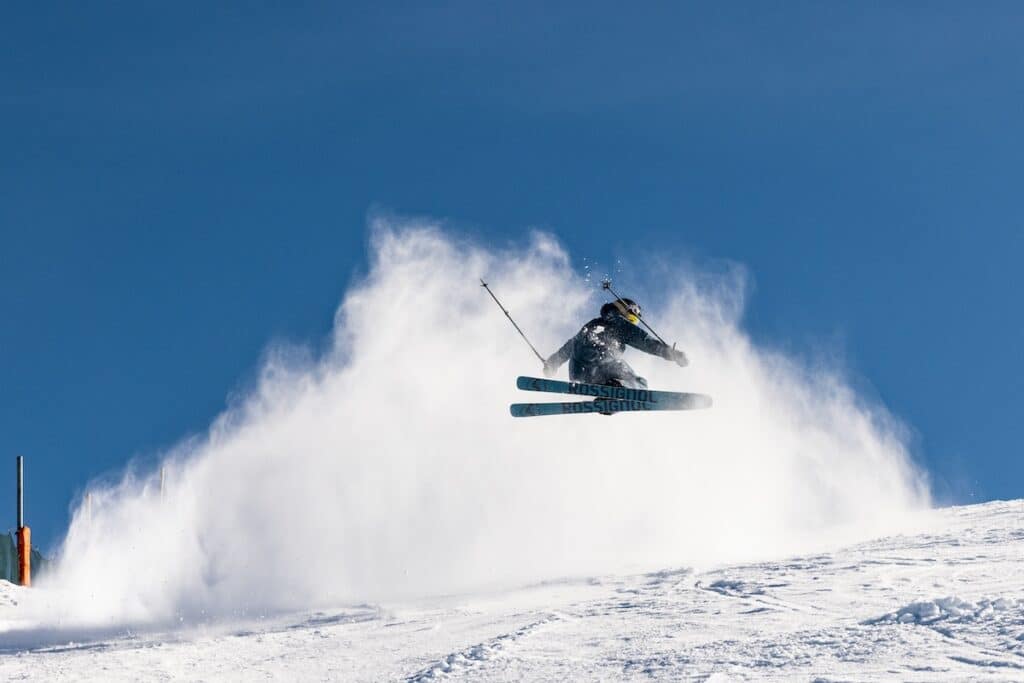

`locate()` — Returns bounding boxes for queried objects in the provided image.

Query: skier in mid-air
[543,297,688,390]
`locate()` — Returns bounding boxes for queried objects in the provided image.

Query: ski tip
[516,376,542,391]
[673,394,712,410]
[509,403,537,418]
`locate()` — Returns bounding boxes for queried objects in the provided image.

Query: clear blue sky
[2,3,1022,550]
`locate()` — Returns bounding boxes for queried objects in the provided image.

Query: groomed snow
[1,499,1021,681]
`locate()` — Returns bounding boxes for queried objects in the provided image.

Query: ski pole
[480,279,546,364]
[601,278,673,348]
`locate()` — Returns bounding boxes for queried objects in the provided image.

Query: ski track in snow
[1,500,1022,681]
[405,613,564,682]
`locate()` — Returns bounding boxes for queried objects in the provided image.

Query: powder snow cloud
[26,216,929,628]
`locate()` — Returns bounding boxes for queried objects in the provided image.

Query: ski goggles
[613,300,641,325]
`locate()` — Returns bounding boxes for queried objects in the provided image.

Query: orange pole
[17,526,31,587]
[15,456,30,587]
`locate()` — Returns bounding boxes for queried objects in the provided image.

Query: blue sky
[2,3,1022,550]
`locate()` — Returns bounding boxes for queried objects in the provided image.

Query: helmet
[600,298,641,325]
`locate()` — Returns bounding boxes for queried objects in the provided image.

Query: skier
[543,297,688,390]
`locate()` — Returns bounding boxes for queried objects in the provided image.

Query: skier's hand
[668,348,688,367]
[543,359,558,378]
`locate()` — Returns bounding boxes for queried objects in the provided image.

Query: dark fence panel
[0,533,48,583]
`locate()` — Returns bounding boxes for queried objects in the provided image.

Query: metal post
[16,456,30,587]
[16,456,23,529]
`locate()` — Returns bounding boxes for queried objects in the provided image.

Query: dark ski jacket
[547,311,674,380]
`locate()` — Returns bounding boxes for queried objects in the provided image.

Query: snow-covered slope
[1,499,1021,681]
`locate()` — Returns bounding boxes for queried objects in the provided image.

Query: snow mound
[0,581,19,603]
[868,596,1021,625]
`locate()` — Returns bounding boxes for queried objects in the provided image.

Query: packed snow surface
[2,499,1021,681]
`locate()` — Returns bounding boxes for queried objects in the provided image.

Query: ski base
[516,376,712,410]
[511,398,696,418]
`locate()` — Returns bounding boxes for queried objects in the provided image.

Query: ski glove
[543,358,558,378]
[666,347,688,367]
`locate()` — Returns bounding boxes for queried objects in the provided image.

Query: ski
[510,398,704,417]
[516,376,712,410]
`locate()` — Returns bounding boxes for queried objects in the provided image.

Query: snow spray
[30,217,929,629]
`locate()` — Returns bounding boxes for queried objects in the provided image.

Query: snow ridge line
[405,612,562,681]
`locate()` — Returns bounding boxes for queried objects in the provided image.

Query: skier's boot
[594,379,623,416]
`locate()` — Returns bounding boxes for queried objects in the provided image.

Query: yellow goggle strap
[612,300,640,325]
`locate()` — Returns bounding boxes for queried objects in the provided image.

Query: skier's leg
[573,359,647,389]
[598,359,648,390]
[571,363,604,386]
[585,361,647,415]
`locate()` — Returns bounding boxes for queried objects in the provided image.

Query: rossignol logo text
[559,400,653,414]
[564,383,658,403]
